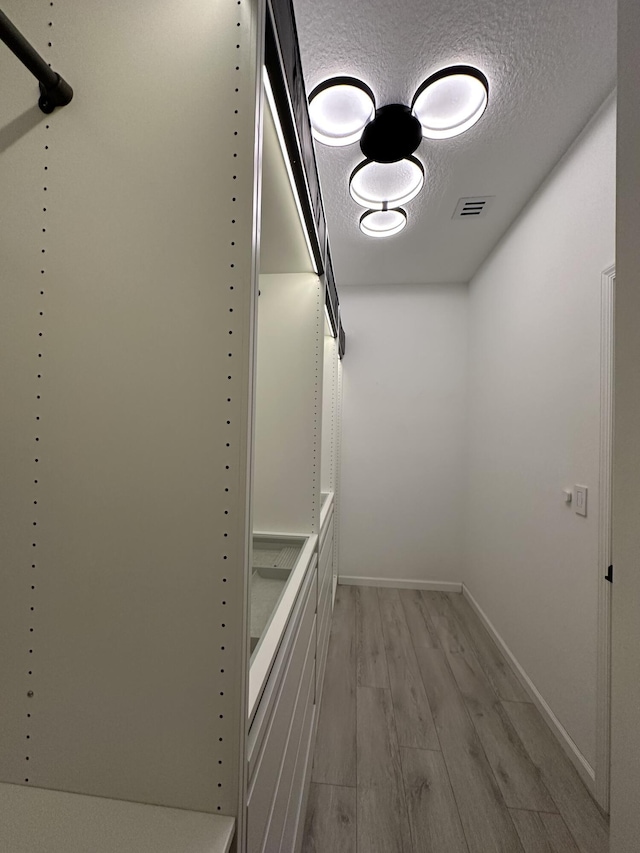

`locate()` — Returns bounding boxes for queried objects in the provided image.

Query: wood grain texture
[357,787,412,853]
[356,587,389,688]
[509,809,580,853]
[539,813,583,852]
[378,588,439,750]
[312,585,356,786]
[301,784,356,853]
[447,649,556,812]
[356,686,402,788]
[303,585,608,853]
[411,647,524,853]
[503,702,609,853]
[356,685,412,853]
[421,592,473,654]
[398,589,440,651]
[448,592,530,703]
[401,747,469,853]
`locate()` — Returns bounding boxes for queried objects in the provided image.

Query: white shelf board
[0,783,235,853]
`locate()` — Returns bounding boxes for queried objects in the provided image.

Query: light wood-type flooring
[302,585,609,853]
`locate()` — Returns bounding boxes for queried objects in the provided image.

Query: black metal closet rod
[0,8,72,113]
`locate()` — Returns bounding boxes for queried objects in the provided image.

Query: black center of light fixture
[359,103,423,164]
[307,66,489,237]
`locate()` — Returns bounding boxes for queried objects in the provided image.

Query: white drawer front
[262,624,315,853]
[316,580,332,701]
[247,574,317,853]
[280,660,317,853]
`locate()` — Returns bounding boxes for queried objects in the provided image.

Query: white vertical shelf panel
[333,358,344,592]
[0,0,262,815]
[253,273,323,535]
[0,7,45,789]
[321,336,338,494]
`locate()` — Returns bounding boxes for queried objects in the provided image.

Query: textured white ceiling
[292,0,616,285]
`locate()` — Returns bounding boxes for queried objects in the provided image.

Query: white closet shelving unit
[0,1,344,851]
[321,252,343,609]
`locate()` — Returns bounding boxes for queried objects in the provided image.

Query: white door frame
[596,263,615,811]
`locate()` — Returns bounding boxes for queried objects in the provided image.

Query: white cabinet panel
[0,0,260,815]
[316,513,334,701]
[261,625,315,853]
[247,569,317,853]
[279,668,317,853]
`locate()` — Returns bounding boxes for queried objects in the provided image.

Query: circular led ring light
[308,76,376,147]
[359,208,407,238]
[349,156,424,210]
[412,65,488,140]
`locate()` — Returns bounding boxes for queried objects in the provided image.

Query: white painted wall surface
[338,284,468,584]
[610,1,640,846]
[466,96,616,771]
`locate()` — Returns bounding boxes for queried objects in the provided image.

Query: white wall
[338,284,468,585]
[610,1,640,846]
[466,96,616,772]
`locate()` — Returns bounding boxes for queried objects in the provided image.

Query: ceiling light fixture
[308,65,489,237]
[349,157,424,210]
[360,103,423,163]
[308,76,376,147]
[412,66,488,139]
[359,208,407,238]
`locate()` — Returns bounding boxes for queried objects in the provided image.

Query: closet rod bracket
[38,75,73,114]
[0,9,73,113]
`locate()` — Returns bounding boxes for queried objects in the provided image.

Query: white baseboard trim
[338,576,463,593]
[462,584,596,794]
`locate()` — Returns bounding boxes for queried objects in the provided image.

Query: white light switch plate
[575,485,588,516]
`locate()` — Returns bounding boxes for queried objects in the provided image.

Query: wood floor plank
[411,647,524,853]
[401,747,469,853]
[357,787,413,853]
[356,586,389,688]
[421,591,474,653]
[302,784,356,853]
[305,585,607,853]
[378,588,439,750]
[509,810,551,853]
[539,813,583,852]
[356,686,412,853]
[447,649,556,812]
[509,809,580,853]
[447,592,530,703]
[398,588,440,650]
[356,686,402,787]
[312,585,356,786]
[503,702,609,853]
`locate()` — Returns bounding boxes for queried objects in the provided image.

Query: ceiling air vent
[453,196,494,219]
